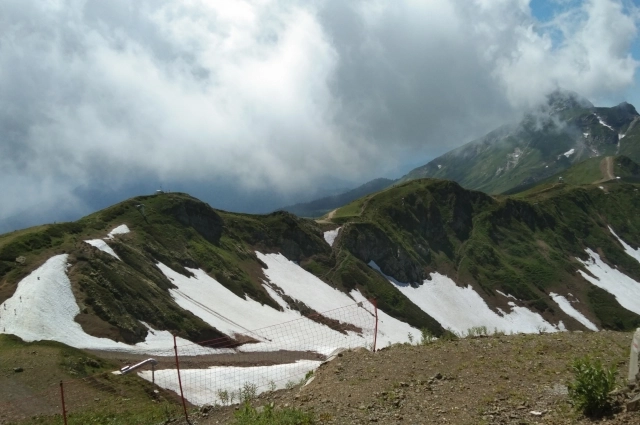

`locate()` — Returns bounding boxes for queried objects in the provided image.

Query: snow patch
[609,226,640,265]
[0,255,202,354]
[496,290,519,301]
[437,164,442,169]
[577,249,640,316]
[619,133,626,140]
[549,293,598,331]
[368,262,556,335]
[84,239,120,260]
[563,148,575,158]
[595,114,615,131]
[139,360,322,406]
[323,227,341,247]
[107,224,130,239]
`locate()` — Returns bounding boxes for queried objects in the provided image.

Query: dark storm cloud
[0,0,637,224]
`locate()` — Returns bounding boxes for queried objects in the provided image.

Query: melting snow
[577,249,640,316]
[107,224,130,239]
[84,239,120,260]
[496,290,519,301]
[563,148,575,158]
[139,360,322,406]
[0,255,202,354]
[609,226,640,265]
[619,133,626,140]
[84,224,131,260]
[323,227,341,247]
[257,252,417,345]
[437,164,442,169]
[595,114,615,131]
[549,293,598,331]
[368,262,556,335]
[583,133,589,138]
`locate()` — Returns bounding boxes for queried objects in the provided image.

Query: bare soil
[195,331,639,424]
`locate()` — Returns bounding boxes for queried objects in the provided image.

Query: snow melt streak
[549,293,598,331]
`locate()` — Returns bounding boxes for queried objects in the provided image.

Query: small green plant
[466,326,488,337]
[268,380,277,392]
[217,389,230,406]
[304,370,314,380]
[240,382,258,403]
[232,402,315,424]
[285,380,296,390]
[420,328,435,345]
[567,356,617,417]
[407,332,414,344]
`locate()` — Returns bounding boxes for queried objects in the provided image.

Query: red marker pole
[371,299,378,352]
[59,381,68,425]
[173,335,190,423]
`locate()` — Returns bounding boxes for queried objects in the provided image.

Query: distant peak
[545,89,593,112]
[613,101,639,116]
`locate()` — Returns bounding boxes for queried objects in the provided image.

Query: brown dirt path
[600,156,615,181]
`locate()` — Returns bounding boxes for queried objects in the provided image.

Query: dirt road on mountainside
[600,156,615,181]
[196,331,639,425]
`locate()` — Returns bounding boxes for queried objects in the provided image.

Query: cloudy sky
[1,0,639,230]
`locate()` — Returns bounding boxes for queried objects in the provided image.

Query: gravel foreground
[191,331,639,424]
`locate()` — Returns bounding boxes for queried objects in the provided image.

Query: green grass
[232,402,315,425]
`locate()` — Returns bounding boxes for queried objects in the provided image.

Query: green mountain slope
[401,90,640,194]
[0,192,442,344]
[329,178,640,331]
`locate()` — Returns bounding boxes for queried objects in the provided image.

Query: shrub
[567,356,617,417]
[233,402,315,425]
[420,328,435,345]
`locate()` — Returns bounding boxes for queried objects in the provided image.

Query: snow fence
[0,301,378,424]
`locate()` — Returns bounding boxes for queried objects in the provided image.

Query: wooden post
[59,381,68,425]
[173,335,190,423]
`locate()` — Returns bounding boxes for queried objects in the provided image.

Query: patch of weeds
[232,402,315,425]
[239,382,258,404]
[420,328,435,345]
[567,356,617,417]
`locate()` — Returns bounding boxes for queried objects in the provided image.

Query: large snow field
[323,227,341,246]
[369,262,556,335]
[0,255,207,354]
[549,293,598,331]
[578,249,640,316]
[158,262,368,355]
[163,252,419,353]
[139,359,321,406]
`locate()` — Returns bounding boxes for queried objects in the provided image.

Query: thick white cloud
[0,0,638,226]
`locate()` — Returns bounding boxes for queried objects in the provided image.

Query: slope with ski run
[368,261,558,334]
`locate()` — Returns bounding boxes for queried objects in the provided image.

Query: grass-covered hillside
[327,177,640,331]
[0,192,442,345]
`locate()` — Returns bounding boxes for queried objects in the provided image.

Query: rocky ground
[192,331,640,424]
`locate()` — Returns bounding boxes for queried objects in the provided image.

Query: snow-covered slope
[578,249,640,316]
[0,255,202,354]
[369,261,557,334]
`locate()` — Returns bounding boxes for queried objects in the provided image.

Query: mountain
[279,178,395,218]
[4,171,640,356]
[400,90,640,194]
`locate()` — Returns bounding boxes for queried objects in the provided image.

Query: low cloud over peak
[0,0,638,227]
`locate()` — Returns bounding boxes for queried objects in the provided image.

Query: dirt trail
[599,156,615,181]
[316,208,338,224]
